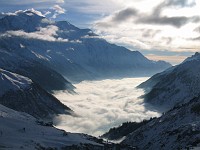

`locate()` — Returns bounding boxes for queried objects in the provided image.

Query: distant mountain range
[0,10,171,90]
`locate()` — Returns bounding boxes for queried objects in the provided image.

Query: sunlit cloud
[2,25,69,42]
[93,0,200,64]
[51,5,66,19]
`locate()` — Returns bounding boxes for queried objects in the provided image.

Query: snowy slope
[0,104,104,150]
[138,52,200,110]
[0,68,32,96]
[0,69,72,120]
[0,10,171,83]
[0,46,75,91]
[122,96,200,150]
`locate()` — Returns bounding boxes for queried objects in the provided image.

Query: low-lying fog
[53,77,160,136]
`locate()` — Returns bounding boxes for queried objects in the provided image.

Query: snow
[138,52,200,110]
[0,69,32,97]
[122,97,200,149]
[0,104,103,150]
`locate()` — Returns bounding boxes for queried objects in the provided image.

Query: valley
[0,7,199,150]
[53,77,160,136]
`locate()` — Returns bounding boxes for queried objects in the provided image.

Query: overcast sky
[0,0,199,64]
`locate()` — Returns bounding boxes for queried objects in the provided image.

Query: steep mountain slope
[0,10,171,84]
[138,52,200,110]
[101,120,150,141]
[0,69,72,120]
[0,45,75,92]
[0,104,104,150]
[122,96,200,150]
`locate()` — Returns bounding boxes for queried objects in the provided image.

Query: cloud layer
[53,78,160,136]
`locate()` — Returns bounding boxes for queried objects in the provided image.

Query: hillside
[138,52,200,110]
[0,69,72,120]
[122,96,200,149]
[0,104,104,150]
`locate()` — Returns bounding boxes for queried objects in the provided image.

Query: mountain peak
[4,9,45,18]
[183,52,200,63]
[0,9,47,32]
[194,52,200,56]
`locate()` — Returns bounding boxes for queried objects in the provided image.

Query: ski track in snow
[54,77,161,136]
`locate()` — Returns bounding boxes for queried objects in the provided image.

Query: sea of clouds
[53,77,161,136]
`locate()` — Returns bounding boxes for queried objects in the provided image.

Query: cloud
[0,9,46,19]
[53,78,160,136]
[56,0,65,3]
[51,5,66,19]
[191,36,200,41]
[141,29,161,38]
[134,0,199,28]
[165,0,196,7]
[95,8,138,28]
[3,25,69,42]
[146,54,187,65]
[44,11,51,16]
[0,0,199,64]
[194,26,200,33]
[94,0,200,64]
[111,8,137,23]
[96,1,200,28]
[52,5,66,14]
[136,15,200,28]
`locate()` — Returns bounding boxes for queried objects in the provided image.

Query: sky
[0,0,199,64]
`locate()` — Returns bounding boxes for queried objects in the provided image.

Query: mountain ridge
[122,95,200,149]
[138,51,200,110]
[0,69,72,120]
[0,9,171,85]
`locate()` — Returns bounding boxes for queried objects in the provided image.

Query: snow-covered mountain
[0,104,105,150]
[0,103,137,149]
[138,52,200,110]
[0,10,171,85]
[122,95,200,150]
[0,69,72,120]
